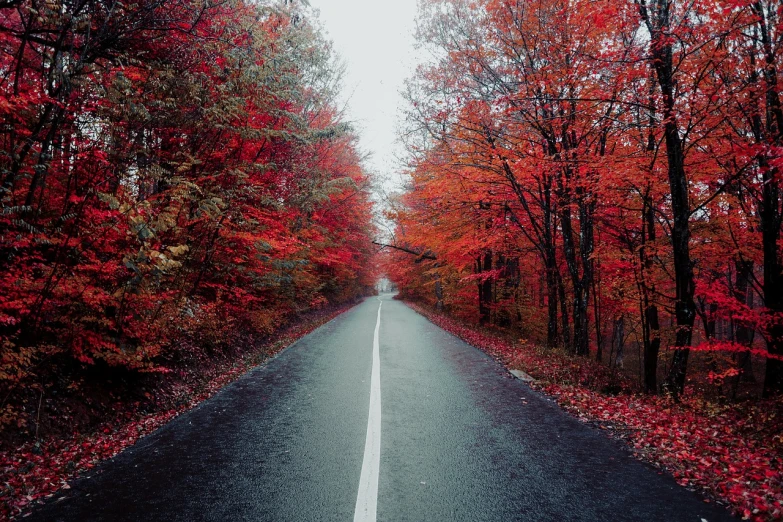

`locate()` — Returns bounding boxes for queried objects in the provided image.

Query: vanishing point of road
[29,294,735,522]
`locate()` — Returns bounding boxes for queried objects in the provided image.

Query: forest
[0,0,375,450]
[1,0,782,519]
[386,0,783,400]
[380,3,783,516]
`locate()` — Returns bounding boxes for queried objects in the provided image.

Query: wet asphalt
[28,294,736,522]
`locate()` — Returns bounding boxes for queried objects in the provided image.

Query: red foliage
[387,0,783,397]
[408,301,783,521]
[0,305,351,520]
[0,0,376,432]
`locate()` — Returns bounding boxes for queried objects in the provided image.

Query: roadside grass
[0,304,354,520]
[405,301,783,522]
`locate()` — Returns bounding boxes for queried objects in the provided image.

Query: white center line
[354,299,382,522]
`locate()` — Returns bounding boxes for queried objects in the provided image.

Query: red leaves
[410,302,783,522]
[0,419,166,519]
[0,305,351,520]
[0,2,378,516]
[0,0,376,439]
[690,341,783,363]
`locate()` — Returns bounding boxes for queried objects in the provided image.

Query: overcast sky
[310,0,419,185]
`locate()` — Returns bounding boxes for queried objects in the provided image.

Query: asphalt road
[28,294,735,522]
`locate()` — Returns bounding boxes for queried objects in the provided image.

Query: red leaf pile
[408,301,783,522]
[0,305,351,520]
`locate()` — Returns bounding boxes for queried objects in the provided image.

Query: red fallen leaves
[0,410,179,519]
[0,305,351,521]
[545,387,783,522]
[408,301,783,522]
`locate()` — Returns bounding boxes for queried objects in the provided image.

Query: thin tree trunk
[557,270,570,349]
[638,0,696,397]
[641,195,661,394]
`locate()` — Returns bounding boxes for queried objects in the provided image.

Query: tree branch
[373,241,437,260]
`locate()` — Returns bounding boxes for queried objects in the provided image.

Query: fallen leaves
[408,301,783,522]
[0,305,351,520]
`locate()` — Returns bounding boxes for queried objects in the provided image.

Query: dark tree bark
[543,189,560,348]
[753,2,783,397]
[736,1,783,397]
[557,167,593,357]
[434,274,444,311]
[641,190,662,394]
[557,270,571,349]
[478,250,493,325]
[612,315,625,367]
[638,0,696,397]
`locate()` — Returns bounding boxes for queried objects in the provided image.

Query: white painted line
[354,300,382,522]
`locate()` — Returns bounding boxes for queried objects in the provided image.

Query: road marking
[354,299,382,522]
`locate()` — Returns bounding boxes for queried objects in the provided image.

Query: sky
[309,0,420,187]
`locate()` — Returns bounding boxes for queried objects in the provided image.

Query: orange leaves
[393,0,783,366]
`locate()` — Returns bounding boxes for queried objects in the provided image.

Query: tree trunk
[557,271,570,349]
[750,1,783,397]
[578,186,596,357]
[732,259,755,391]
[639,0,696,397]
[613,315,625,367]
[641,196,661,394]
[478,252,493,325]
[435,273,444,312]
[543,179,559,348]
[546,256,559,348]
[560,198,590,356]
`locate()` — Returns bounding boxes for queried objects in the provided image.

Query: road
[29,294,735,522]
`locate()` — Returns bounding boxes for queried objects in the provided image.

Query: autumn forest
[388,0,783,400]
[0,0,375,424]
[383,1,783,516]
[1,0,783,520]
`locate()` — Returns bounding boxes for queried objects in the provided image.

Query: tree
[0,0,376,425]
[389,0,783,398]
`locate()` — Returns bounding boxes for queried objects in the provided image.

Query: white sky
[310,0,419,184]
